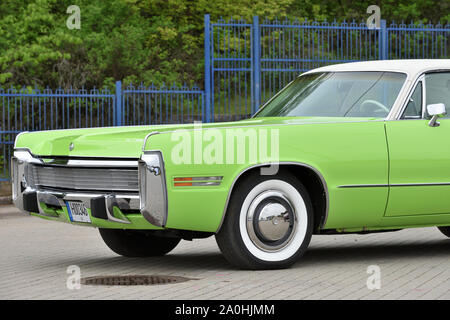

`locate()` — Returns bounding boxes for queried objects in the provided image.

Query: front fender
[143,120,388,232]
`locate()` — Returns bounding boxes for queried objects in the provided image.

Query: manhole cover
[81,275,193,286]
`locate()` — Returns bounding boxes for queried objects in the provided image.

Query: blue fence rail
[1,16,450,181]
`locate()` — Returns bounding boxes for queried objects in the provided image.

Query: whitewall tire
[216,171,313,269]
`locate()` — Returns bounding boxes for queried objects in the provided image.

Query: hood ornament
[69,142,74,151]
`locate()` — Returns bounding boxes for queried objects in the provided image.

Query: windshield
[255,71,407,118]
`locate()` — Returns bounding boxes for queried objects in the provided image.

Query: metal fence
[0,86,116,181]
[0,82,204,180]
[122,83,204,125]
[388,21,450,59]
[204,16,450,122]
[1,16,450,181]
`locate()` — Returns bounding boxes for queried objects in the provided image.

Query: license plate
[66,201,91,223]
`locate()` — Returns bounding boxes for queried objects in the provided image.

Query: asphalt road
[0,205,449,300]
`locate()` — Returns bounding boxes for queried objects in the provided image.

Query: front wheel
[438,226,450,238]
[99,228,181,257]
[216,172,314,270]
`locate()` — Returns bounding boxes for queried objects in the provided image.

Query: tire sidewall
[225,172,314,269]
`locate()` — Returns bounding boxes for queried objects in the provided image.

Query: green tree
[0,0,448,89]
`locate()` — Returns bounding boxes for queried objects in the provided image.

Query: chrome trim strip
[385,74,413,121]
[47,159,138,167]
[338,184,388,188]
[395,75,425,120]
[14,131,29,147]
[216,162,329,233]
[191,182,221,186]
[174,181,222,187]
[173,177,223,187]
[338,183,450,188]
[142,131,160,152]
[189,176,223,181]
[391,183,450,187]
[13,149,43,164]
[13,147,138,160]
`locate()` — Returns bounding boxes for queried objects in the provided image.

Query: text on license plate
[66,201,91,223]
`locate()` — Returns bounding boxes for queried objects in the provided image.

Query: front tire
[99,228,181,257]
[216,171,314,270]
[438,226,450,238]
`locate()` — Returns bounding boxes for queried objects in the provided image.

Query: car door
[385,71,450,216]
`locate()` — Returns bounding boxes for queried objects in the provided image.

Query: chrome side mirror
[427,103,446,127]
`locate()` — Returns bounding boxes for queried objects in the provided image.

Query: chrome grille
[31,165,139,192]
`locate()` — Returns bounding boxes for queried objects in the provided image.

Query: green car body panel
[14,116,450,233]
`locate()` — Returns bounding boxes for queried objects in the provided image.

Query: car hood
[15,116,376,158]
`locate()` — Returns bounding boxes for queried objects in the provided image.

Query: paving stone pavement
[0,205,449,300]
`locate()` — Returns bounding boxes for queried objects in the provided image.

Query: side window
[425,72,450,118]
[402,82,423,119]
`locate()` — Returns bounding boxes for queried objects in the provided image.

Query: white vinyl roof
[304,59,450,78]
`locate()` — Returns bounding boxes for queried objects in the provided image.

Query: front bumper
[11,149,168,227]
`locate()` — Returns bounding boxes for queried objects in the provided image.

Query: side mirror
[427,103,446,127]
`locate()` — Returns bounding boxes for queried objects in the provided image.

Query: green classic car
[12,59,450,269]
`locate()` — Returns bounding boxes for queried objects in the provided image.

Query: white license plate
[66,201,91,223]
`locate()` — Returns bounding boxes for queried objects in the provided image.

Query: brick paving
[0,205,449,300]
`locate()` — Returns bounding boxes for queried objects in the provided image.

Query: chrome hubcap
[246,190,296,252]
[257,202,290,241]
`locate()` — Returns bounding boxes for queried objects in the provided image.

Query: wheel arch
[216,162,329,233]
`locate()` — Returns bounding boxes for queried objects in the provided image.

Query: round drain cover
[81,275,192,286]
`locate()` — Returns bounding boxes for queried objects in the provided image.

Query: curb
[0,196,12,205]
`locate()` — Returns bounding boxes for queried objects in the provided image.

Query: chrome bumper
[12,149,168,227]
